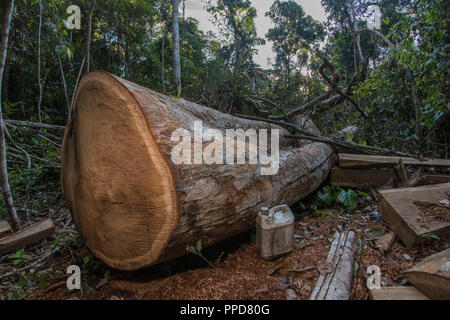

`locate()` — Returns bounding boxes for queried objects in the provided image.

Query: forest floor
[0,193,448,300]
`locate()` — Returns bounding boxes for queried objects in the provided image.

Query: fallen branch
[7,147,61,169]
[5,120,65,131]
[310,231,358,300]
[235,114,416,158]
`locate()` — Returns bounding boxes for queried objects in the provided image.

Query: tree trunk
[408,72,421,140]
[85,0,96,73]
[172,0,181,94]
[61,71,335,271]
[161,31,166,91]
[0,0,20,230]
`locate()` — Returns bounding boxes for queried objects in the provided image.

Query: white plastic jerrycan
[256,205,295,260]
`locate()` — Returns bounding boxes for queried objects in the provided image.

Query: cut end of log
[62,71,180,271]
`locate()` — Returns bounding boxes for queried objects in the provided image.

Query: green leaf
[13,259,22,265]
[316,186,336,207]
[422,233,440,240]
[337,189,358,213]
[353,261,359,276]
[83,255,91,265]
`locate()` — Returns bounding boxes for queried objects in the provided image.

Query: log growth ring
[61,71,180,271]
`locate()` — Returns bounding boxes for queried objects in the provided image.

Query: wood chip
[289,266,315,273]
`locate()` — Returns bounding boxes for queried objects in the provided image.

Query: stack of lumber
[331,154,450,190]
[330,154,450,300]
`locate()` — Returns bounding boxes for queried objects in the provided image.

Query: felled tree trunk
[62,71,335,271]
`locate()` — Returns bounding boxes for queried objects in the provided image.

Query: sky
[185,0,327,69]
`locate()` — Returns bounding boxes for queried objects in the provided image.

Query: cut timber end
[378,183,450,247]
[338,154,450,169]
[0,219,55,255]
[62,71,180,271]
[0,221,12,238]
[369,286,430,300]
[404,248,450,300]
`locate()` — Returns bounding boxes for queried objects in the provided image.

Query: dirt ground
[1,196,448,300]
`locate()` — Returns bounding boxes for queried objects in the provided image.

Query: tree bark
[62,71,335,270]
[172,0,181,94]
[408,73,421,140]
[0,0,20,230]
[85,0,96,73]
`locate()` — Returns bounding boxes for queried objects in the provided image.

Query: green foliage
[8,248,29,266]
[313,185,362,213]
[336,189,359,213]
[316,185,337,207]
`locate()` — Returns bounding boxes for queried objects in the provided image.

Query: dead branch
[235,113,415,158]
[5,120,65,131]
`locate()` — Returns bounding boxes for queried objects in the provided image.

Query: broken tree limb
[310,231,358,300]
[404,248,450,300]
[270,55,368,121]
[0,219,55,255]
[62,71,335,271]
[236,114,415,157]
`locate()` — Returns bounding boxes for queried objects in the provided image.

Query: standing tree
[37,0,43,123]
[172,0,181,95]
[85,0,96,73]
[0,0,20,230]
[266,0,324,87]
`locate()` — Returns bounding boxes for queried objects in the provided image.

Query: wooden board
[0,221,12,238]
[310,231,357,300]
[369,286,430,300]
[331,167,450,190]
[404,248,450,300]
[331,168,393,190]
[339,154,450,169]
[0,219,55,255]
[378,183,450,247]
